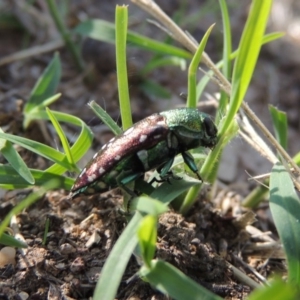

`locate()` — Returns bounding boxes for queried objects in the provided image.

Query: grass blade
[24,53,61,116]
[93,212,142,300]
[24,110,93,175]
[220,0,272,137]
[0,233,28,248]
[46,108,78,172]
[140,260,222,300]
[137,215,157,267]
[0,164,73,190]
[0,132,71,170]
[270,162,300,285]
[88,101,122,135]
[74,19,192,59]
[115,6,132,130]
[187,24,215,108]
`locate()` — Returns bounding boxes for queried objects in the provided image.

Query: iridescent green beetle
[69,108,217,199]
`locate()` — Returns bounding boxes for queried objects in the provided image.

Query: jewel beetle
[69,108,217,199]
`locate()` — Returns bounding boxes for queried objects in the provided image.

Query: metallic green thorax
[69,108,217,199]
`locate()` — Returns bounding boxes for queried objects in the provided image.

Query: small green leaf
[138,215,157,267]
[270,162,300,285]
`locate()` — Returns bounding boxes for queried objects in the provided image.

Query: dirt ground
[0,0,300,299]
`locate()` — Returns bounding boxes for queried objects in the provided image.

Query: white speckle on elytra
[99,167,105,174]
[139,134,147,143]
[115,155,121,160]
[87,174,97,182]
[124,127,134,135]
[90,163,98,173]
[79,168,86,177]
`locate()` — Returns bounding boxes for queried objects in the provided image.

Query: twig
[233,254,268,285]
[225,261,261,289]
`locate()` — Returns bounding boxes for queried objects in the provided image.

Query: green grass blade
[0,233,28,248]
[24,110,93,175]
[270,162,300,285]
[115,6,132,130]
[269,105,288,150]
[88,101,122,135]
[0,164,73,190]
[93,212,142,300]
[46,108,78,171]
[187,24,215,108]
[24,53,61,115]
[216,0,232,123]
[140,260,222,300]
[0,132,71,169]
[74,19,192,59]
[137,215,157,267]
[220,0,272,136]
[0,128,34,184]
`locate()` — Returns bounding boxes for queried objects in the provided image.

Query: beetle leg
[117,171,144,197]
[181,151,203,181]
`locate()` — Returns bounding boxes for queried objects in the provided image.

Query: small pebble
[60,243,75,255]
[0,247,16,267]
